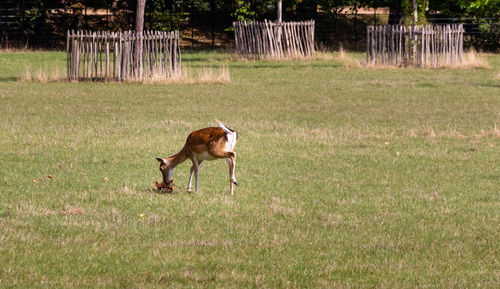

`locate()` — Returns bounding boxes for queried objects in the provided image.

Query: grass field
[0,50,499,288]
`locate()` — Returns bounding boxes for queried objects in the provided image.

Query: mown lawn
[0,50,499,288]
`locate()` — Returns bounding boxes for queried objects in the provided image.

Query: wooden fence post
[66,30,181,81]
[366,24,464,67]
[233,20,315,59]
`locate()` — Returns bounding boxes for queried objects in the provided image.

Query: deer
[156,120,239,195]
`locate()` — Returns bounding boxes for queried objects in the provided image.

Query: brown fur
[184,127,225,155]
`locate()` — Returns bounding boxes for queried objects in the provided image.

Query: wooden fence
[366,24,464,67]
[67,30,181,81]
[233,20,315,59]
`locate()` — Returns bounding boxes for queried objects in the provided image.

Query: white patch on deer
[225,132,237,152]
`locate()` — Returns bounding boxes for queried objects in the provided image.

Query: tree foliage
[13,0,499,20]
[402,0,428,24]
[459,0,500,18]
[430,0,500,18]
[232,0,256,21]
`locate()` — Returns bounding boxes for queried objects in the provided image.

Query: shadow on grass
[0,77,20,82]
[183,57,223,63]
[476,83,500,88]
[227,62,339,69]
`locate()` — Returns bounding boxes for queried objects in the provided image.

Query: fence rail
[67,30,181,81]
[366,24,464,67]
[233,20,315,59]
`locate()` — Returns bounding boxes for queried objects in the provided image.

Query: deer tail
[216,119,233,134]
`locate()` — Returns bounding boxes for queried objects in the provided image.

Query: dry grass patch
[444,49,491,69]
[155,239,234,248]
[126,65,231,85]
[59,206,85,216]
[337,47,362,69]
[233,53,313,61]
[474,124,500,138]
[269,197,304,217]
[316,212,343,228]
[406,126,464,139]
[315,48,364,67]
[406,125,500,139]
[269,124,498,145]
[0,48,16,54]
[272,126,391,146]
[364,62,400,69]
[369,79,415,87]
[364,49,491,69]
[20,64,231,84]
[21,66,64,82]
[314,51,336,61]
[12,203,84,217]
[0,48,31,54]
[196,65,231,84]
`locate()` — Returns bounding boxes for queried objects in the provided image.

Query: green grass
[0,50,499,288]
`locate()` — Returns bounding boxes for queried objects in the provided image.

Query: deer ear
[156,158,165,163]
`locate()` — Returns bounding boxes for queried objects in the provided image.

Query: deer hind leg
[187,160,203,192]
[225,152,238,195]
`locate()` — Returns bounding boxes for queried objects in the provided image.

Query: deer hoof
[232,180,239,186]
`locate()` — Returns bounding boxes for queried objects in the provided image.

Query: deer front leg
[187,160,203,192]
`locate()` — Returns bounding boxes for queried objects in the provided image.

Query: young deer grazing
[156,120,239,195]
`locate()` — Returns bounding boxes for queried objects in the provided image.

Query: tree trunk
[277,0,282,23]
[135,0,146,33]
[134,0,146,76]
[353,5,358,40]
[412,0,418,24]
[211,0,215,47]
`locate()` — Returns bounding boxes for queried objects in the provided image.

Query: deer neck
[164,148,187,182]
